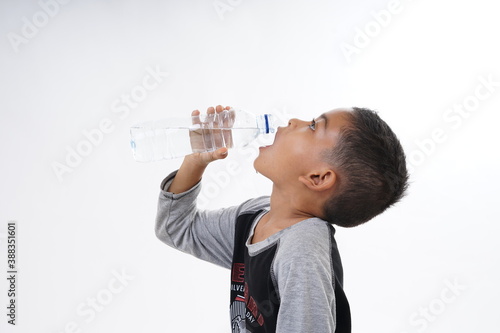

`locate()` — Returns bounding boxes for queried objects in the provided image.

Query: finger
[201,107,216,151]
[189,109,204,152]
[212,106,225,148]
[228,108,236,127]
[191,109,201,125]
[204,108,215,126]
[214,147,228,160]
[221,109,233,148]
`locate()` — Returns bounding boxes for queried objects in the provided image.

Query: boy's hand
[167,105,232,194]
[187,105,234,167]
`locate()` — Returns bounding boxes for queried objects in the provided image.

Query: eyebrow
[319,113,328,129]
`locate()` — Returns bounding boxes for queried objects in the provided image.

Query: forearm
[167,142,229,194]
[167,156,207,193]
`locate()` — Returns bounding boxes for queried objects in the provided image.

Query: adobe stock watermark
[397,277,466,333]
[213,0,244,20]
[406,73,499,175]
[7,0,72,53]
[340,0,415,64]
[54,268,135,333]
[197,106,293,209]
[51,65,169,182]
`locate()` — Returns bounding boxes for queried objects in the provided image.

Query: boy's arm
[274,225,340,333]
[155,167,231,268]
[156,169,269,269]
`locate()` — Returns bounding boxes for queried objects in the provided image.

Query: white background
[1,0,499,332]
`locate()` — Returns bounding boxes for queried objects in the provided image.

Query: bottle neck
[257,114,275,134]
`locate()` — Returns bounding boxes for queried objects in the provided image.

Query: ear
[298,169,337,192]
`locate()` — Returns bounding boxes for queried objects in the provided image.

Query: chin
[253,154,266,176]
[253,153,274,180]
[253,155,263,174]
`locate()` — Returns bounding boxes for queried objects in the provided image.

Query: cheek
[284,138,329,172]
[280,138,312,162]
[254,134,315,171]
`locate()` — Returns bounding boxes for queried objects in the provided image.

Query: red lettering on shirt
[231,263,245,282]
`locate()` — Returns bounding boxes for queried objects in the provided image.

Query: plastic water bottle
[130,108,279,162]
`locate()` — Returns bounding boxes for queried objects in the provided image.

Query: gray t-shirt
[155,170,351,332]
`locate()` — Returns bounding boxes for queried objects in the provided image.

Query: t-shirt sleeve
[155,170,269,269]
[273,224,337,332]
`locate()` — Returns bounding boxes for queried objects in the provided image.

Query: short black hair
[322,107,409,228]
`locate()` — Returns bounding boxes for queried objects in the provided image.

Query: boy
[155,105,409,332]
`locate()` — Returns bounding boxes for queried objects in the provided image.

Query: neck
[264,183,316,230]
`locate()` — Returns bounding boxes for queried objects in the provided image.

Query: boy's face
[254,108,352,185]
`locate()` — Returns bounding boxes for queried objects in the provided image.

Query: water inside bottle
[189,123,234,153]
[130,126,265,162]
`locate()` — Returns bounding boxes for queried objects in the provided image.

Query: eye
[308,118,316,131]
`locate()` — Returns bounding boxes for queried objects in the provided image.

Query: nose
[288,118,300,127]
[288,118,309,128]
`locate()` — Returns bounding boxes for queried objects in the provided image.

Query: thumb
[213,147,229,160]
[201,147,228,164]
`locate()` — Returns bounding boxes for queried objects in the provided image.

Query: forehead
[321,108,353,129]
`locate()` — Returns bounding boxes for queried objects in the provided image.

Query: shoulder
[235,195,270,216]
[209,196,270,228]
[276,218,334,263]
[272,219,336,293]
[280,218,332,250]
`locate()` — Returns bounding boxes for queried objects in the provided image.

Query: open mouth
[259,127,280,149]
[260,127,281,148]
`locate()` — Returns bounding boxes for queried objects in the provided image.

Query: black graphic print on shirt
[230,210,279,333]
